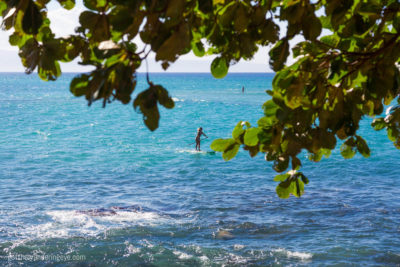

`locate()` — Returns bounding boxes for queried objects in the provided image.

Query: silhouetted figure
[242,86,245,93]
[195,127,208,151]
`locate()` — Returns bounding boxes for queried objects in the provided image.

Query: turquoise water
[0,72,399,266]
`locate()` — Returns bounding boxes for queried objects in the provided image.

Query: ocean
[0,72,399,266]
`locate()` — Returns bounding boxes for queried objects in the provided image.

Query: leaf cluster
[211,0,400,198]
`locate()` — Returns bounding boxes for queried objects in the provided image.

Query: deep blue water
[0,72,399,266]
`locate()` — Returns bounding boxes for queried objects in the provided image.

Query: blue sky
[0,1,288,73]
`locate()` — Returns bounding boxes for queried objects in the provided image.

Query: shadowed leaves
[22,0,43,35]
[269,39,289,71]
[155,23,191,66]
[134,84,174,131]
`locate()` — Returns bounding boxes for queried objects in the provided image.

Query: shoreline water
[0,72,399,266]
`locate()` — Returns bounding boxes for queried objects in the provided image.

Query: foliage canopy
[1,0,400,198]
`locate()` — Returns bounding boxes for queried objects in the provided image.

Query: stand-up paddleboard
[176,149,216,155]
[195,150,216,155]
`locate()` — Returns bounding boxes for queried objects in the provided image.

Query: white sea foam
[34,130,51,140]
[272,248,313,261]
[5,209,169,243]
[49,209,166,226]
[172,97,184,102]
[173,250,193,260]
[140,239,154,248]
[123,242,141,257]
[97,211,162,224]
[198,255,209,263]
[286,250,313,260]
[226,253,248,264]
[22,211,105,239]
[233,244,245,250]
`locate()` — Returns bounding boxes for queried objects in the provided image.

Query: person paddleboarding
[195,127,208,151]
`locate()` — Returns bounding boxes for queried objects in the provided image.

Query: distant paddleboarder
[195,127,208,151]
[242,86,245,93]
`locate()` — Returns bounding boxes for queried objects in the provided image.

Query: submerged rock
[76,208,117,217]
[216,230,234,240]
[76,205,144,217]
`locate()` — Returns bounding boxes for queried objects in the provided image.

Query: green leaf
[302,14,322,40]
[109,6,133,32]
[257,116,276,128]
[222,143,240,161]
[38,58,61,81]
[142,105,160,131]
[292,156,301,170]
[19,38,40,73]
[356,135,370,158]
[234,4,249,33]
[0,1,6,15]
[166,0,185,20]
[273,156,289,172]
[211,57,228,79]
[133,88,159,131]
[83,0,106,10]
[232,121,245,140]
[218,1,237,27]
[211,138,235,152]
[276,182,292,199]
[37,26,54,42]
[276,174,305,198]
[22,0,43,35]
[269,39,289,72]
[319,129,336,150]
[260,19,279,45]
[79,11,100,29]
[154,85,174,109]
[9,32,30,48]
[198,0,212,13]
[319,15,332,30]
[394,13,400,32]
[155,23,191,62]
[320,34,339,47]
[192,41,205,57]
[213,0,225,5]
[371,118,386,131]
[79,11,110,42]
[387,127,399,142]
[273,173,290,182]
[262,99,279,117]
[57,0,75,10]
[299,173,309,184]
[244,128,260,146]
[340,139,356,159]
[292,178,305,197]
[70,74,90,97]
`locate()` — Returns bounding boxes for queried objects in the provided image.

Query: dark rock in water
[76,208,117,217]
[111,205,142,212]
[216,230,234,240]
[76,205,144,217]
[237,222,258,229]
